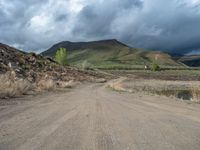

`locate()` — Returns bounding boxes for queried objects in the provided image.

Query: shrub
[191,87,200,102]
[0,74,33,98]
[55,48,68,66]
[37,79,55,91]
[81,60,93,70]
[151,63,160,71]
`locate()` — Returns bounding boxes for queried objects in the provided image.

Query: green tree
[55,48,68,65]
[151,62,160,71]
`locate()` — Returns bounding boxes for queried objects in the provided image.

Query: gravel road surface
[0,83,200,150]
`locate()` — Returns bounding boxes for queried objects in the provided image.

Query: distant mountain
[178,55,200,67]
[42,39,128,56]
[41,39,183,68]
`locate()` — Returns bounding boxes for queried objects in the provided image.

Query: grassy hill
[42,39,183,69]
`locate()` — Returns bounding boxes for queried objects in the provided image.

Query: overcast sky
[0,0,200,54]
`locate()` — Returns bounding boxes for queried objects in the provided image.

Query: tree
[55,48,68,66]
[151,62,160,71]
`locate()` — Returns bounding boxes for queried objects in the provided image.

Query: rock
[56,80,78,88]
[18,57,26,65]
[46,57,57,63]
[95,78,107,83]
[8,62,12,68]
[29,52,37,57]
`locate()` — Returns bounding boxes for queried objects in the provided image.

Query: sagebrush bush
[0,74,33,98]
[81,60,93,70]
[191,87,200,102]
[37,79,55,91]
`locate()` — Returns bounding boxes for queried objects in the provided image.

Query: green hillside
[42,39,183,69]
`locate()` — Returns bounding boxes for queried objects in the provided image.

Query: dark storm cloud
[0,0,52,50]
[73,0,143,38]
[0,0,200,54]
[73,0,200,54]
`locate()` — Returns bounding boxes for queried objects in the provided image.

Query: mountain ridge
[42,39,129,56]
[178,55,200,67]
[42,39,183,68]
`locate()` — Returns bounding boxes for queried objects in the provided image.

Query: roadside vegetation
[0,71,78,99]
[55,48,68,65]
[0,73,33,98]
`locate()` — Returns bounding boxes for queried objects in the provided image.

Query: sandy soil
[0,83,200,150]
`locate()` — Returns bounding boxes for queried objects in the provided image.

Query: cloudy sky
[0,0,200,54]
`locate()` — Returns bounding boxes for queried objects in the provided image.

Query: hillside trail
[0,83,200,150]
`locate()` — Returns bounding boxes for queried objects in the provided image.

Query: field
[105,68,200,103]
[106,68,200,81]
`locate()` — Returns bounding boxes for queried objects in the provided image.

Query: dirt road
[0,83,200,150]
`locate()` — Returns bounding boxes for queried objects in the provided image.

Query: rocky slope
[0,43,107,98]
[1,43,106,81]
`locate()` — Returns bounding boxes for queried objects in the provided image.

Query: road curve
[0,83,200,150]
